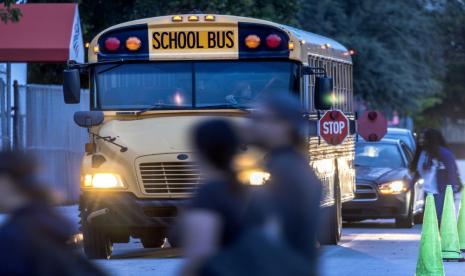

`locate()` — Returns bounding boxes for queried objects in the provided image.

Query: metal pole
[5,63,11,150]
[13,80,20,150]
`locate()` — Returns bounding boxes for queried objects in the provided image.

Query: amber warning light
[126,37,141,51]
[245,34,261,49]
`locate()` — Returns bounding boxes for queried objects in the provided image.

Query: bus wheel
[141,232,165,248]
[320,178,342,245]
[81,213,113,259]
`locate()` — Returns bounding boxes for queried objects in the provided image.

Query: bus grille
[139,162,202,195]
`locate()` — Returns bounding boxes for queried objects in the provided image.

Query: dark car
[342,139,424,228]
[385,128,416,151]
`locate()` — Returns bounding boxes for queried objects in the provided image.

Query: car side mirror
[74,111,104,128]
[314,76,333,110]
[63,69,81,104]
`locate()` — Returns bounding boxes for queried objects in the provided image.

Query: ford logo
[177,154,189,161]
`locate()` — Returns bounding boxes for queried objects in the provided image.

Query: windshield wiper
[136,104,186,115]
[200,104,251,112]
[90,132,128,153]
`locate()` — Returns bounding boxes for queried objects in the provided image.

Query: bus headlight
[379,180,407,194]
[83,173,125,189]
[249,171,271,186]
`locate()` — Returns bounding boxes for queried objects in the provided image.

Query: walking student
[0,151,105,276]
[416,128,462,223]
[248,94,322,275]
[179,119,265,276]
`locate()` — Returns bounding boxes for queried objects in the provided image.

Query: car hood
[356,166,408,184]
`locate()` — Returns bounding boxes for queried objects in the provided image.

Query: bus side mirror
[314,76,333,110]
[63,69,81,104]
[74,111,104,128]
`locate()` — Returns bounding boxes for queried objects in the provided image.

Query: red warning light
[266,34,282,49]
[105,37,120,51]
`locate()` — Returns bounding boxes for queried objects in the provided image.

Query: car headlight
[379,180,407,194]
[82,173,125,189]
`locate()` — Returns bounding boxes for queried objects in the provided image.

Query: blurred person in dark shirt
[0,151,105,276]
[180,119,265,276]
[248,94,322,274]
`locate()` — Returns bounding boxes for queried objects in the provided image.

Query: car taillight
[105,37,120,51]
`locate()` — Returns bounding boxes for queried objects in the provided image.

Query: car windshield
[355,143,405,168]
[385,132,415,150]
[94,61,299,110]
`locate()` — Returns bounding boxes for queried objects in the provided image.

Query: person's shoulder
[439,146,456,160]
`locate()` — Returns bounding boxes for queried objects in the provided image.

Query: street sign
[357,111,387,142]
[318,110,349,145]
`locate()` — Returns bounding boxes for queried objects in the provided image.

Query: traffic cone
[440,185,464,261]
[415,194,444,276]
[457,190,465,252]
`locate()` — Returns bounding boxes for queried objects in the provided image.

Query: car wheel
[395,193,414,228]
[414,211,424,224]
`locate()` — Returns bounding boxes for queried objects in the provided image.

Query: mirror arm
[302,66,327,77]
[90,132,128,152]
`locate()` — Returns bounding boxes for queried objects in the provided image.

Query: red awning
[0,3,84,63]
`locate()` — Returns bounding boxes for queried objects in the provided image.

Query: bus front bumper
[80,192,188,229]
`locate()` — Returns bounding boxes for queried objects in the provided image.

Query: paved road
[1,206,464,275]
[94,219,464,276]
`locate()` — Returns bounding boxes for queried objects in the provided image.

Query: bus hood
[98,115,243,155]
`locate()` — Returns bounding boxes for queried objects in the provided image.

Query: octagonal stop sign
[357,110,387,142]
[318,110,349,145]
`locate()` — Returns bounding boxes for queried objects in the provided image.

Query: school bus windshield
[94,60,299,110]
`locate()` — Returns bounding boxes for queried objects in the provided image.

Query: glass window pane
[195,61,296,108]
[355,143,404,168]
[96,63,192,110]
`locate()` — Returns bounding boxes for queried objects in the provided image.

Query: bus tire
[320,178,342,245]
[141,231,165,248]
[80,213,113,259]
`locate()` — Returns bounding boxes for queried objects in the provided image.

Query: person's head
[193,119,240,176]
[0,151,50,211]
[249,94,305,150]
[421,128,446,157]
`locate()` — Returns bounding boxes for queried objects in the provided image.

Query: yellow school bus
[63,14,355,259]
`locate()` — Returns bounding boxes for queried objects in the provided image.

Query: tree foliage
[423,0,465,121]
[0,0,22,23]
[299,0,443,115]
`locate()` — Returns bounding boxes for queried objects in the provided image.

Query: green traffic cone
[440,185,464,261]
[415,194,444,276]
[457,189,465,252]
